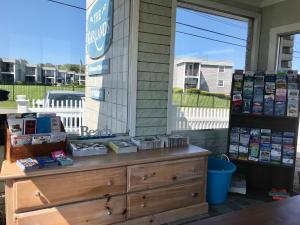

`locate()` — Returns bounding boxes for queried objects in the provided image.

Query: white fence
[171,106,229,131]
[17,96,84,134]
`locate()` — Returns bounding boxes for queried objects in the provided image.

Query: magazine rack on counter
[227,72,300,193]
[5,122,67,163]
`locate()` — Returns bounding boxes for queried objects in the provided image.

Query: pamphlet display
[228,70,300,192]
[231,70,299,117]
[5,113,67,162]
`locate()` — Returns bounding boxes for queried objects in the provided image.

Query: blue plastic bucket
[206,157,236,205]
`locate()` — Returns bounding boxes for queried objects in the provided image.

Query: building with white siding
[0,58,85,85]
[173,58,234,94]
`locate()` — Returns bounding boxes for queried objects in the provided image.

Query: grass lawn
[0,101,17,108]
[0,85,229,109]
[173,93,230,108]
[0,85,85,108]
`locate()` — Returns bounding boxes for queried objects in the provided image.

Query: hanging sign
[91,87,105,101]
[87,0,113,59]
[88,58,110,76]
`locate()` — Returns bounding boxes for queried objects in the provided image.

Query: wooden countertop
[188,195,300,225]
[0,145,211,180]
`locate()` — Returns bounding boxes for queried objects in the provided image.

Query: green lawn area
[0,85,85,108]
[172,93,230,108]
[0,85,229,109]
[0,101,17,108]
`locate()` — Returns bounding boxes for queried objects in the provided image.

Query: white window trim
[128,0,139,137]
[167,0,261,134]
[177,0,261,71]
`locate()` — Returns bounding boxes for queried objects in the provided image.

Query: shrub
[173,88,183,93]
[15,81,24,85]
[186,88,201,94]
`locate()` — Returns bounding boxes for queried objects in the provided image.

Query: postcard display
[5,113,67,162]
[228,70,300,192]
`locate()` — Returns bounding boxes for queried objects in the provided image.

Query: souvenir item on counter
[36,156,59,168]
[131,136,162,150]
[69,141,108,157]
[36,117,52,134]
[50,132,67,143]
[7,118,23,135]
[51,150,73,166]
[23,118,37,135]
[16,158,39,171]
[51,116,61,133]
[11,135,31,146]
[31,134,51,144]
[108,140,138,154]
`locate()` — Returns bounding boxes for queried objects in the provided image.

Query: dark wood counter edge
[0,145,211,180]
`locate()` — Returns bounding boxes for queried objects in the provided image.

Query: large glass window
[277,33,300,71]
[172,6,250,131]
[0,0,86,108]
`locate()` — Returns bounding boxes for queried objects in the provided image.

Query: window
[172,6,250,132]
[276,33,300,71]
[184,77,198,89]
[219,66,225,73]
[185,63,199,76]
[218,79,224,87]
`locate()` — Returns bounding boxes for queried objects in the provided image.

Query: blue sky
[0,2,299,70]
[0,0,86,65]
[292,35,300,70]
[175,8,248,70]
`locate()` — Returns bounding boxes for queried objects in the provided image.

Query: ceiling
[233,0,286,8]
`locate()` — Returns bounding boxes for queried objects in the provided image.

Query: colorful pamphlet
[16,158,39,171]
[31,134,51,144]
[11,135,31,146]
[108,140,138,154]
[51,116,61,133]
[7,119,23,135]
[36,157,59,168]
[36,117,51,133]
[23,118,36,135]
[50,132,67,143]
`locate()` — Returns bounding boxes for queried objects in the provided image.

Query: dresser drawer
[16,195,126,225]
[14,167,126,212]
[127,158,205,192]
[127,181,204,219]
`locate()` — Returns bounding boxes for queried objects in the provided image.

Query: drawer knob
[107,180,113,186]
[105,206,112,215]
[140,202,146,208]
[142,175,148,181]
[172,176,177,180]
[35,191,41,197]
[191,192,198,197]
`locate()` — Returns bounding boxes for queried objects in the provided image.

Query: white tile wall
[84,0,130,134]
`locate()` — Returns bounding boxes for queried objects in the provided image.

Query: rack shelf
[227,72,300,192]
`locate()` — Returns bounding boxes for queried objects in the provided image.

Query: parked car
[36,90,85,107]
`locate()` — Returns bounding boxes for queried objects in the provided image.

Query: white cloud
[202,49,235,55]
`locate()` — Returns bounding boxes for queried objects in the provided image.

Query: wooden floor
[185,195,300,225]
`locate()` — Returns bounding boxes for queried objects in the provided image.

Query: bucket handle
[220,154,230,162]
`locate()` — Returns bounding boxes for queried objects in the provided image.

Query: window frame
[167,0,261,134]
[219,66,225,73]
[217,79,224,87]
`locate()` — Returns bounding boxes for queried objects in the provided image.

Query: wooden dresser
[0,145,211,225]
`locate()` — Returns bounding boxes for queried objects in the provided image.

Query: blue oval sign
[87,0,113,59]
